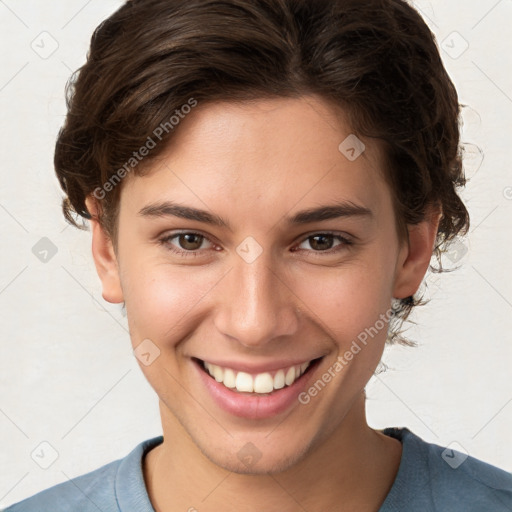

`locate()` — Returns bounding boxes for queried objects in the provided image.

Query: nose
[213,248,300,349]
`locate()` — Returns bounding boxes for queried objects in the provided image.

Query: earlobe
[85,196,124,304]
[393,206,442,300]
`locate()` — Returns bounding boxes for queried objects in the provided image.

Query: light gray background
[1,0,511,507]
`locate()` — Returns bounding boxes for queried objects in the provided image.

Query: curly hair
[54,0,470,346]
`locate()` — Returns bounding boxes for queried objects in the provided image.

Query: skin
[86,95,441,511]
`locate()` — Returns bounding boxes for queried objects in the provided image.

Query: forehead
[120,95,392,226]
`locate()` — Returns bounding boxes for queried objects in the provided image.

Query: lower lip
[193,358,322,420]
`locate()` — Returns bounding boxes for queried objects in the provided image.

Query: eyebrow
[138,200,373,229]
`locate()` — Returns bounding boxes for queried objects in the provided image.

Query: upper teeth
[203,361,311,394]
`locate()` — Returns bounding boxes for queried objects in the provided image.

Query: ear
[393,204,442,299]
[85,196,124,304]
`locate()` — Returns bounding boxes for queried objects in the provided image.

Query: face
[89,95,436,474]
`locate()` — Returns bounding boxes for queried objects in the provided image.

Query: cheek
[294,261,394,351]
[121,261,219,346]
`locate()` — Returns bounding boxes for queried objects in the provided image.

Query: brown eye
[159,231,214,257]
[177,233,204,251]
[294,232,353,255]
[308,234,336,251]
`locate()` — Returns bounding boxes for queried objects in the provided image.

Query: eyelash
[158,231,354,258]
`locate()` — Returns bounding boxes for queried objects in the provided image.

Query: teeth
[254,373,274,393]
[235,372,254,392]
[223,368,236,388]
[285,366,296,386]
[202,360,312,394]
[212,365,223,383]
[274,369,285,390]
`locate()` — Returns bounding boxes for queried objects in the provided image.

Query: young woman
[4,0,511,510]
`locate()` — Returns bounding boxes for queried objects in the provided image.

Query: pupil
[181,234,201,250]
[312,235,332,251]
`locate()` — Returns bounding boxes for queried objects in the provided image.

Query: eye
[293,232,353,255]
[158,230,354,258]
[159,231,216,257]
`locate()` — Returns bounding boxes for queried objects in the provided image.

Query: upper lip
[193,356,322,374]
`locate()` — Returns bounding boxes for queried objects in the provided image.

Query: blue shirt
[3,427,512,511]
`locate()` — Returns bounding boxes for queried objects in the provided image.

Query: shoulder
[2,436,163,512]
[380,427,512,512]
[2,459,121,512]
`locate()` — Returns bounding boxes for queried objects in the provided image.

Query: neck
[143,393,402,512]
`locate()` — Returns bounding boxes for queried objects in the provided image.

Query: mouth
[194,357,320,395]
[192,355,324,419]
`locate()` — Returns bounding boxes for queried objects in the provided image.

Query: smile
[202,360,312,394]
[193,356,324,419]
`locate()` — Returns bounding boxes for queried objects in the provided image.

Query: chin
[194,431,315,475]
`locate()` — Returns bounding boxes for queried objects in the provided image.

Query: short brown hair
[54,0,470,346]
